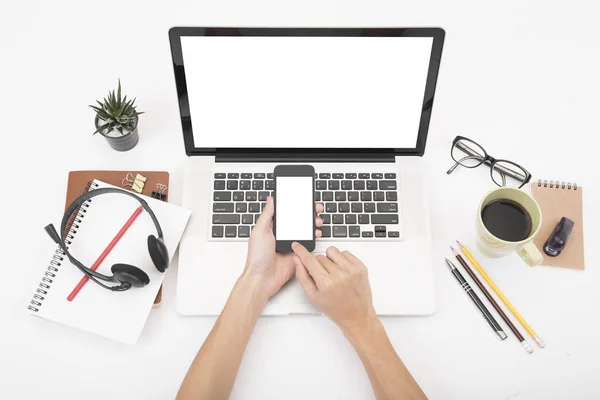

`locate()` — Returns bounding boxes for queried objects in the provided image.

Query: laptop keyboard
[211,171,401,241]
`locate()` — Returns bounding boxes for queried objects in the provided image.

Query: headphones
[44,188,169,292]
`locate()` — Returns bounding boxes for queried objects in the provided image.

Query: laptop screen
[180,35,434,149]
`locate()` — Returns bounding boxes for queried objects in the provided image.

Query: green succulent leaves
[89,80,144,135]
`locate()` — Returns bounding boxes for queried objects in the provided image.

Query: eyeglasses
[447,136,532,188]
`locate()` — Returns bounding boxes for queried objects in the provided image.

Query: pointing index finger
[292,242,327,285]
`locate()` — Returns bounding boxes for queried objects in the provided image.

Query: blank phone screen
[276,176,313,241]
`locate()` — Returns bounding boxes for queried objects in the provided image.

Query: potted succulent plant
[89,80,144,151]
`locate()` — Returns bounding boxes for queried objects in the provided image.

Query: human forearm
[343,316,426,400]
[177,275,268,400]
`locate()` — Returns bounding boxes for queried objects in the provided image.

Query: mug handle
[516,242,543,266]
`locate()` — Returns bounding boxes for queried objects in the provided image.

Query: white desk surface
[2,1,599,399]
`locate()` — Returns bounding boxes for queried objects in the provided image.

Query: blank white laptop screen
[181,36,433,149]
[275,176,313,240]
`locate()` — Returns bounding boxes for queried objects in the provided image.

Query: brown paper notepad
[532,180,584,270]
[65,170,170,304]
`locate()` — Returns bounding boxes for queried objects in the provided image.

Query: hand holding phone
[274,165,316,252]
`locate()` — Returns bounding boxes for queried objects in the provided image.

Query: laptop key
[261,203,266,211]
[332,214,344,224]
[259,191,270,201]
[329,180,340,190]
[386,192,398,201]
[364,203,376,213]
[323,191,334,201]
[214,173,226,179]
[316,180,327,190]
[320,214,331,224]
[385,173,396,179]
[254,173,265,179]
[213,203,234,213]
[242,214,253,224]
[375,231,386,238]
[233,191,245,201]
[348,191,359,202]
[366,180,378,190]
[362,231,374,238]
[351,203,363,213]
[358,214,369,224]
[227,180,238,190]
[359,173,370,179]
[252,181,264,190]
[341,180,352,190]
[213,214,240,224]
[326,203,337,213]
[345,214,357,224]
[371,214,399,224]
[238,226,250,238]
[241,173,252,179]
[267,173,274,179]
[345,173,357,179]
[377,203,398,213]
[236,203,247,213]
[213,191,231,201]
[214,180,226,190]
[255,214,261,223]
[374,191,385,201]
[361,192,372,201]
[225,226,237,238]
[349,226,360,237]
[388,231,400,238]
[339,203,350,213]
[379,180,397,190]
[315,192,321,201]
[319,173,331,179]
[249,203,260,213]
[246,191,257,201]
[335,191,346,201]
[240,180,251,190]
[372,173,383,179]
[265,180,274,190]
[227,173,239,179]
[212,226,224,238]
[333,173,344,179]
[320,226,331,238]
[375,225,386,232]
[333,226,347,237]
[354,180,365,190]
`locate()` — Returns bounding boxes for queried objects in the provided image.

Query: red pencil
[67,206,144,301]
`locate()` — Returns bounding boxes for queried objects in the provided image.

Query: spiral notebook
[27,180,191,344]
[532,179,585,270]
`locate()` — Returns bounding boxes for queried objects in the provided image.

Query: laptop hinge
[215,151,396,163]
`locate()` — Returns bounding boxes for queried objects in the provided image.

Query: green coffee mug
[476,187,543,266]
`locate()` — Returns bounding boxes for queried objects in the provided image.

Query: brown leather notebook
[532,179,585,270]
[65,170,170,305]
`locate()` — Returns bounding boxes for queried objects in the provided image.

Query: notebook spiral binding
[28,181,99,313]
[537,179,578,191]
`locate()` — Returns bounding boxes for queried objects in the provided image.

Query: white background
[1,1,599,399]
[275,177,314,240]
[183,36,432,148]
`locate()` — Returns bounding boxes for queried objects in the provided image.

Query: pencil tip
[456,240,462,247]
[450,245,456,252]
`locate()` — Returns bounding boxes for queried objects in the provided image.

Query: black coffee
[481,199,532,242]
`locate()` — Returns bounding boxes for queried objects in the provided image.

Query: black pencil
[451,246,533,354]
[445,258,507,341]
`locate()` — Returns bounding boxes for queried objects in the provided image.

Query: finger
[293,256,317,298]
[316,254,337,273]
[342,249,361,265]
[256,196,274,230]
[315,203,324,214]
[315,229,322,238]
[292,242,327,285]
[325,246,351,269]
[315,216,324,227]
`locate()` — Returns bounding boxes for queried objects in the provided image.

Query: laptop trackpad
[269,251,327,304]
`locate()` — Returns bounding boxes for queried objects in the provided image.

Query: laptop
[169,27,445,316]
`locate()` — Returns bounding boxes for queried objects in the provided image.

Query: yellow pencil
[456,240,545,348]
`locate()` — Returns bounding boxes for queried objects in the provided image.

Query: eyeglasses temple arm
[456,141,528,182]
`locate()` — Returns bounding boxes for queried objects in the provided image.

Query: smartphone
[274,165,316,253]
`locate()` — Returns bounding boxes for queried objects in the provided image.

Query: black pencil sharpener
[543,217,575,257]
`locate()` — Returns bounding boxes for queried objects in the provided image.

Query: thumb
[294,255,317,298]
[256,196,274,230]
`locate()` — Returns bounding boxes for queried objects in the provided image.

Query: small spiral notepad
[27,180,191,344]
[532,179,584,270]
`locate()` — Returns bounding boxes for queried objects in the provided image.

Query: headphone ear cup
[111,264,150,287]
[148,235,169,273]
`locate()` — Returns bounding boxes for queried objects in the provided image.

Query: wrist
[235,272,270,309]
[339,310,382,344]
